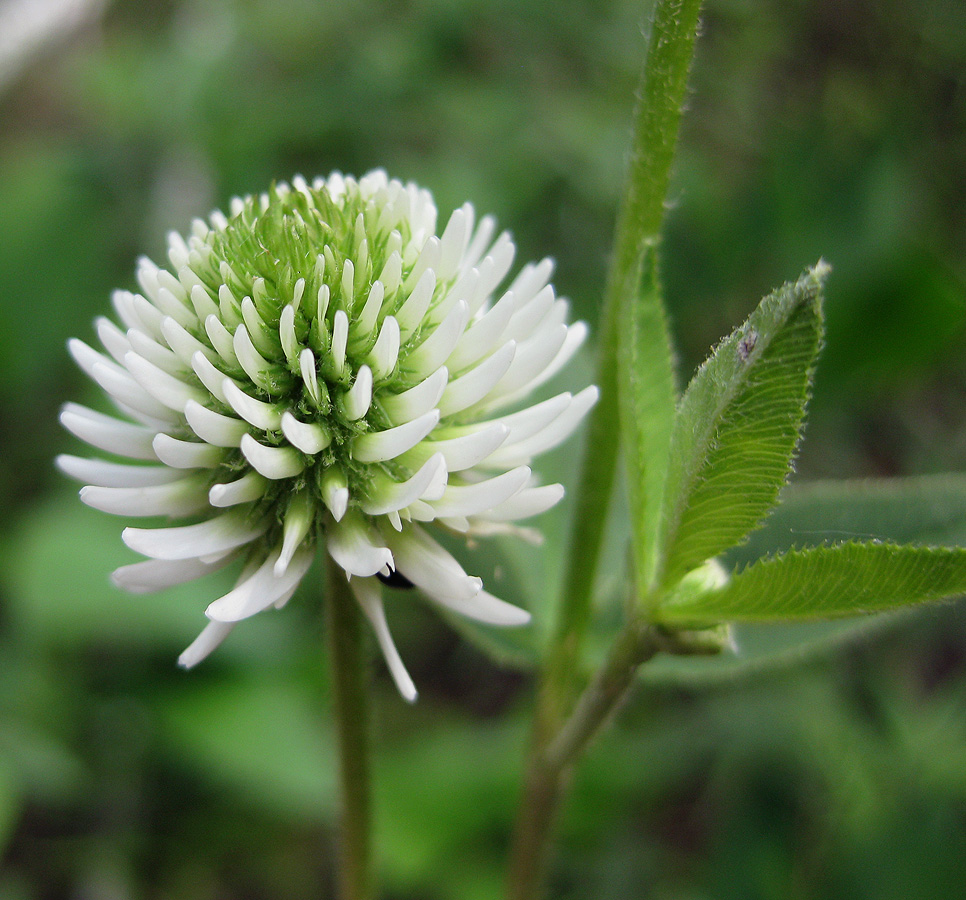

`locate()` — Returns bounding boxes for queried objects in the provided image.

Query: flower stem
[507,1,703,896]
[326,560,374,900]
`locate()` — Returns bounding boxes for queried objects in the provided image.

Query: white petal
[350,577,417,702]
[380,366,448,426]
[178,621,236,668]
[476,483,564,521]
[95,317,132,364]
[189,284,220,321]
[326,513,394,578]
[484,385,599,467]
[153,286,196,330]
[340,365,372,421]
[242,295,277,357]
[320,467,349,521]
[403,237,440,295]
[492,321,589,409]
[205,544,314,622]
[124,352,208,412]
[396,269,436,337]
[505,258,554,309]
[403,300,469,377]
[447,589,531,626]
[209,471,269,507]
[129,292,166,340]
[191,352,240,405]
[56,454,181,487]
[59,403,159,461]
[113,555,234,594]
[404,422,509,472]
[184,399,250,447]
[437,204,471,282]
[461,214,495,272]
[466,232,515,316]
[275,492,315,575]
[503,284,556,342]
[153,433,225,469]
[88,359,181,422]
[123,510,269,560]
[367,315,401,381]
[279,304,299,362]
[356,280,385,337]
[492,392,572,443]
[162,317,216,367]
[437,341,515,417]
[331,309,349,375]
[240,434,305,479]
[233,323,275,392]
[299,348,322,407]
[384,525,482,604]
[446,289,520,373]
[223,379,282,431]
[360,454,447,516]
[80,475,210,517]
[486,323,567,400]
[205,314,240,366]
[281,411,331,454]
[127,328,185,375]
[428,466,530,518]
[351,410,440,463]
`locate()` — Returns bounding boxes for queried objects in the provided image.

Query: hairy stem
[507,1,704,897]
[327,560,374,900]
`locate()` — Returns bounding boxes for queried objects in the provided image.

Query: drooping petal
[178,621,237,669]
[205,544,314,622]
[350,577,417,702]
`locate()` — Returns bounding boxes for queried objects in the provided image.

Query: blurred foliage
[0,0,964,897]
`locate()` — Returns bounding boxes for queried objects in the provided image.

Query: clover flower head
[58,170,597,700]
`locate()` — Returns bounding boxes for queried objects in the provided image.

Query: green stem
[326,559,374,900]
[507,1,703,897]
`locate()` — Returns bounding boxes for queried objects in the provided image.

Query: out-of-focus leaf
[735,473,966,564]
[0,761,22,857]
[156,675,335,820]
[3,491,234,649]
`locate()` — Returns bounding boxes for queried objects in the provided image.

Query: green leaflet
[659,541,966,624]
[654,263,828,589]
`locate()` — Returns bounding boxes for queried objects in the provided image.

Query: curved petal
[350,577,417,702]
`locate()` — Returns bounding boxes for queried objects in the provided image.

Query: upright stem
[326,560,374,900]
[507,1,703,897]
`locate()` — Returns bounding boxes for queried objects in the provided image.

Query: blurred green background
[1,0,965,897]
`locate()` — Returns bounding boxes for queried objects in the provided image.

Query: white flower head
[58,170,597,701]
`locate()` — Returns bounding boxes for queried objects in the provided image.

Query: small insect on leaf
[738,328,758,361]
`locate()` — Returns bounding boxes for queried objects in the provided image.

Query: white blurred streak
[0,0,110,94]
